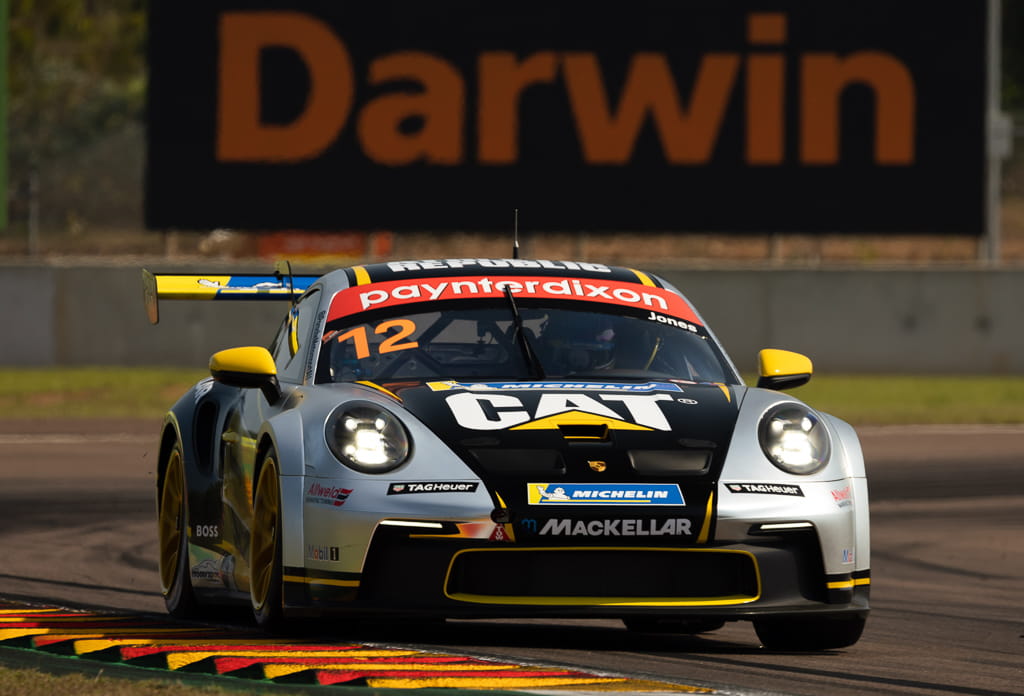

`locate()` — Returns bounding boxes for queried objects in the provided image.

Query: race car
[144,258,869,650]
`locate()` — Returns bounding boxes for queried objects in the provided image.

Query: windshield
[316,301,738,385]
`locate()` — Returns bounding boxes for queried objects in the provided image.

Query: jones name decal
[521,517,693,537]
[528,483,685,506]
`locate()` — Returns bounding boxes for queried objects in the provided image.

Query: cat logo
[444,392,672,432]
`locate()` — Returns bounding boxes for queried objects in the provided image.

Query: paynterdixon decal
[327,275,700,322]
[520,517,693,537]
[528,483,685,506]
[444,392,673,431]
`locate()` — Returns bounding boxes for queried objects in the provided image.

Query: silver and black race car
[144,258,869,650]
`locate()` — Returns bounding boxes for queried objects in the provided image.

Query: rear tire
[753,615,866,651]
[158,441,200,618]
[250,450,285,630]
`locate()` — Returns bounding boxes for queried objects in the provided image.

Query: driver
[536,311,617,374]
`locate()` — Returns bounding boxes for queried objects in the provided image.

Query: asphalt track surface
[0,419,1021,695]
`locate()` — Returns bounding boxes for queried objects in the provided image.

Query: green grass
[0,367,206,419]
[0,667,224,696]
[0,368,1023,424]
[789,374,1024,425]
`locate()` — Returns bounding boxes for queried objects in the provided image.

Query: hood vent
[557,423,609,441]
[629,449,711,475]
[469,449,566,476]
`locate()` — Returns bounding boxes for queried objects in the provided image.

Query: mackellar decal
[520,518,693,537]
[445,392,674,432]
[327,275,698,322]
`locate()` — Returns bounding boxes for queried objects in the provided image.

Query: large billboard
[146,1,988,234]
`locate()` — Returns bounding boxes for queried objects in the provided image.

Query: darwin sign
[146,1,987,234]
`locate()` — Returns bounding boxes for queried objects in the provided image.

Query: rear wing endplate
[142,266,320,324]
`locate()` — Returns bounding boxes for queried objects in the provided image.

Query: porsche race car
[144,258,869,650]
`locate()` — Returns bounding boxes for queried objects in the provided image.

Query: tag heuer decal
[388,481,480,495]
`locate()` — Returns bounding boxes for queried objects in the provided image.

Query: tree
[7,0,146,233]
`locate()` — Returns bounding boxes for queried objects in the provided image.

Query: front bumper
[283,524,870,621]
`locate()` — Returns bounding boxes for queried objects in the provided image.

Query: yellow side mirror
[757,348,813,390]
[210,347,281,404]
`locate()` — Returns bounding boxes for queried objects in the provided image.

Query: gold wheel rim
[250,456,280,611]
[157,448,184,595]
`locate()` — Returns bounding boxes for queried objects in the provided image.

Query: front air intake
[445,548,759,605]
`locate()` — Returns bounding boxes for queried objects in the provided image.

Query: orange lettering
[357,52,465,165]
[477,52,558,164]
[217,12,353,162]
[563,52,739,164]
[746,13,786,165]
[801,52,915,164]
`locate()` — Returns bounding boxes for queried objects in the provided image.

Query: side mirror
[756,349,812,391]
[210,346,282,405]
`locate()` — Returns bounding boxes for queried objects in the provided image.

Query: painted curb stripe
[0,600,710,693]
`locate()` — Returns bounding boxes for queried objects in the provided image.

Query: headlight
[326,404,410,473]
[758,404,830,475]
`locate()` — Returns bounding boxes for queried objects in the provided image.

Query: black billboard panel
[146,1,987,234]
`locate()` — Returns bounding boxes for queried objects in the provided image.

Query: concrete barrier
[1,264,1021,373]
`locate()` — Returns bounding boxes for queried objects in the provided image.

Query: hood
[397,379,742,542]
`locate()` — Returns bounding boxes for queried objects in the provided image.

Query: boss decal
[305,482,354,507]
[445,392,673,431]
[387,481,479,495]
[726,482,804,496]
[520,517,693,537]
[528,483,685,506]
[192,524,220,538]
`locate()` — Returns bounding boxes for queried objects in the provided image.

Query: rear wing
[142,266,320,324]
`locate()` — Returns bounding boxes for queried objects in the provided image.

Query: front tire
[250,450,284,630]
[753,615,866,651]
[158,440,200,618]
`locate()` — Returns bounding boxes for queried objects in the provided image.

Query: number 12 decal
[331,319,419,359]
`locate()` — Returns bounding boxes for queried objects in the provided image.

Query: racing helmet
[538,310,616,373]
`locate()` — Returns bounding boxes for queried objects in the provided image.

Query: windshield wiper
[503,286,545,379]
